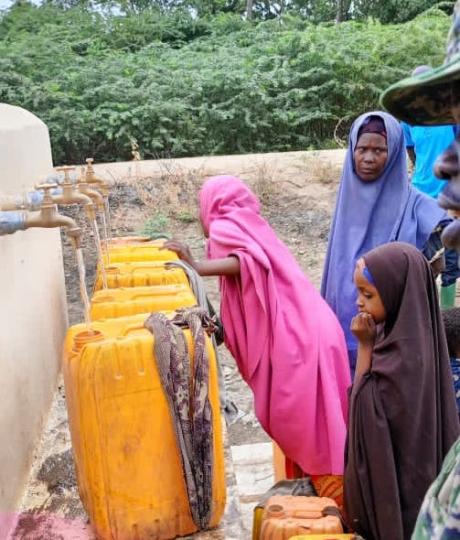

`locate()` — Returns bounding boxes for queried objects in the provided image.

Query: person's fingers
[161,240,176,251]
[351,314,365,330]
[364,315,376,334]
[164,241,184,253]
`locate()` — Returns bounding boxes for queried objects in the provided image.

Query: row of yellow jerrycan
[62,236,226,539]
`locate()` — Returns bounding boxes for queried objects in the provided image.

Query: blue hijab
[321,111,446,369]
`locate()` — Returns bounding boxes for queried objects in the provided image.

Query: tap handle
[36,182,58,192]
[35,182,59,204]
[85,158,96,179]
[56,166,76,186]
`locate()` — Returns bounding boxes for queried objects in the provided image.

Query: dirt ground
[12,150,345,538]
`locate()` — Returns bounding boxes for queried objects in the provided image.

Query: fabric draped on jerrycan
[145,307,218,529]
[62,312,226,539]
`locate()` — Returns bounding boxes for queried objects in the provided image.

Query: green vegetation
[138,212,170,237]
[0,2,453,163]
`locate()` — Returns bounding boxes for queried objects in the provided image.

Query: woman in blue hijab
[321,111,448,375]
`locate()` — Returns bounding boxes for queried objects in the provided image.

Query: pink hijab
[200,176,351,475]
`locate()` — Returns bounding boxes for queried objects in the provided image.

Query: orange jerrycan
[106,242,178,264]
[63,324,226,540]
[260,496,343,539]
[90,284,196,320]
[94,261,189,291]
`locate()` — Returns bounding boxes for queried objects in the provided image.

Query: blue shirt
[401,123,456,198]
[450,357,460,416]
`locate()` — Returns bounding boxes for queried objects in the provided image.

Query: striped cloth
[144,308,214,529]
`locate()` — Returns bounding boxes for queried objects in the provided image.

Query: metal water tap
[85,158,110,197]
[53,166,96,220]
[77,167,105,212]
[24,183,82,248]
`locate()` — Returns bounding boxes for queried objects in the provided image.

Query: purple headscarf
[358,115,387,140]
[321,111,446,368]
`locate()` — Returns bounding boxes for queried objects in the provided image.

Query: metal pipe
[0,189,61,212]
[0,166,96,221]
[0,209,81,248]
[0,183,83,248]
[0,211,26,234]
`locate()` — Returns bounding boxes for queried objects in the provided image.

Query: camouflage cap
[380,1,460,125]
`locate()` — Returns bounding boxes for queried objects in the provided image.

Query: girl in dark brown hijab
[344,242,460,540]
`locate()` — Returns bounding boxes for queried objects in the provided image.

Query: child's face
[354,259,386,323]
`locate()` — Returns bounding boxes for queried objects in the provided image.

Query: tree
[336,0,343,22]
[246,0,254,19]
[353,0,443,24]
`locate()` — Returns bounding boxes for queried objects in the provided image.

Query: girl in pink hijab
[165,176,351,501]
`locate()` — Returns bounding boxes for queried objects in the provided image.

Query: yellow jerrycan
[108,235,153,245]
[63,321,226,540]
[90,284,196,320]
[67,312,174,338]
[106,241,179,264]
[94,261,189,291]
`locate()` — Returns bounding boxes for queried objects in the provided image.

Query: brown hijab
[344,242,459,540]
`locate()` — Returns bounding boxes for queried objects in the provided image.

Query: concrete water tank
[0,104,68,538]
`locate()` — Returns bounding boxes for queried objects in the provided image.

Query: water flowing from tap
[92,218,108,289]
[75,247,92,330]
[103,196,112,242]
[100,211,110,266]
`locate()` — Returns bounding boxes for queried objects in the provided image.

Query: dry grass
[105,152,341,239]
[124,159,204,222]
[298,152,342,184]
[250,160,281,206]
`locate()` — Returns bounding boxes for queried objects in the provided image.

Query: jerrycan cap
[73,330,104,352]
[266,503,286,519]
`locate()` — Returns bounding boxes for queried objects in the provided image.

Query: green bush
[0,3,451,163]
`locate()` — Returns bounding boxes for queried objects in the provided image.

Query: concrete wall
[0,104,68,537]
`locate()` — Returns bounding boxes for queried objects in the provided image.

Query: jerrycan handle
[119,311,177,337]
[132,287,181,300]
[292,509,323,519]
[132,292,170,300]
[120,323,148,337]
